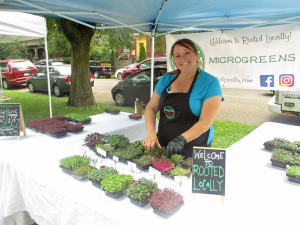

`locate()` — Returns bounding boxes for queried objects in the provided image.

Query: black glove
[166,135,187,159]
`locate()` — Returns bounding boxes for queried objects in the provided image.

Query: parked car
[0,59,38,90]
[112,67,167,106]
[115,63,138,80]
[89,61,116,78]
[26,65,94,97]
[120,57,167,80]
[35,59,71,70]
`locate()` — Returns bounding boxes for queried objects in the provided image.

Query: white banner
[166,24,300,91]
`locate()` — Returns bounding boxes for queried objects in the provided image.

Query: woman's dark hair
[170,38,201,75]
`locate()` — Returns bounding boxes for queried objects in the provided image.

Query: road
[15,78,300,126]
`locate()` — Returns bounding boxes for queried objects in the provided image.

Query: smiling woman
[143,38,223,159]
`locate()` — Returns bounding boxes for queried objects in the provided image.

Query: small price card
[127,161,137,173]
[149,166,161,179]
[113,156,119,162]
[97,148,107,157]
[174,176,188,183]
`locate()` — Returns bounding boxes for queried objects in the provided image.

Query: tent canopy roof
[0,11,46,43]
[0,0,299,35]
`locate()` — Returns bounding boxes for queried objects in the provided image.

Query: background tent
[0,12,53,116]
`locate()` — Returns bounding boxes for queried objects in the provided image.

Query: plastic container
[135,98,143,116]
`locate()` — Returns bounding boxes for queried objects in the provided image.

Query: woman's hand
[143,91,161,152]
[143,133,161,152]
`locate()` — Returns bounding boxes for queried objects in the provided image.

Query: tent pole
[0,66,3,92]
[150,35,155,97]
[44,37,52,118]
[0,52,3,92]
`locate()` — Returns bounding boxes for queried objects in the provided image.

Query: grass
[2,90,258,149]
[3,90,135,122]
[212,120,258,148]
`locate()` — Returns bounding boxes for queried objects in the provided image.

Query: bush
[138,44,146,62]
[290,153,300,166]
[65,113,91,122]
[181,157,193,167]
[271,148,293,164]
[152,158,174,171]
[149,188,183,213]
[87,167,118,183]
[133,155,153,166]
[101,174,133,193]
[286,166,300,178]
[264,138,291,149]
[83,132,108,147]
[162,154,183,163]
[125,178,158,202]
[107,134,130,149]
[60,154,98,172]
[110,143,143,159]
[168,166,191,176]
[110,50,116,66]
[96,143,114,152]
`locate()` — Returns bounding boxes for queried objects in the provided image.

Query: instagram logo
[279,74,294,87]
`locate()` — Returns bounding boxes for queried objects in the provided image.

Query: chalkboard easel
[192,147,226,204]
[0,103,26,140]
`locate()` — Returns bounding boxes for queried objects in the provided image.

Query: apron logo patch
[164,106,175,119]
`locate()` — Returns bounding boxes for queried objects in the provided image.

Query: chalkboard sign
[0,103,25,139]
[192,147,226,196]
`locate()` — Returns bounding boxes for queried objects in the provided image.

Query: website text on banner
[166,24,300,91]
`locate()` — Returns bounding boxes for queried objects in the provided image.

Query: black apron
[157,70,210,158]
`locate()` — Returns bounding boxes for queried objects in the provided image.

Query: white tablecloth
[1,121,300,225]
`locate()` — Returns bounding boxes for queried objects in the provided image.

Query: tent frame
[0,12,52,117]
[2,0,300,98]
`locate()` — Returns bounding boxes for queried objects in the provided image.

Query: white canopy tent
[0,11,53,116]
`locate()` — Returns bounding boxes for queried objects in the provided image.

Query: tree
[56,18,96,107]
[149,35,166,55]
[138,44,146,62]
[46,17,71,57]
[89,27,135,62]
[0,42,28,60]
[110,50,116,66]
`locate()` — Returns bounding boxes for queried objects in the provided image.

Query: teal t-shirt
[155,69,223,144]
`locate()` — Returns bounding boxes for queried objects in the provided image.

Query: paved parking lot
[13,77,300,126]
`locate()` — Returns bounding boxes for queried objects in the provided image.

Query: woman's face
[173,44,198,73]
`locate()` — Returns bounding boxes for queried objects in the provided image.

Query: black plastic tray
[59,165,71,174]
[46,131,67,138]
[71,172,88,181]
[67,127,84,133]
[167,172,191,180]
[119,157,134,164]
[270,159,286,168]
[136,164,151,170]
[105,190,125,198]
[286,174,300,184]
[89,178,102,189]
[128,115,142,120]
[95,151,108,158]
[129,197,149,207]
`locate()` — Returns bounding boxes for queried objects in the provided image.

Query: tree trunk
[56,18,96,107]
